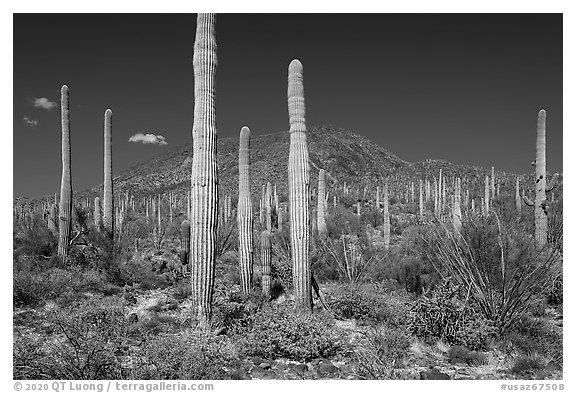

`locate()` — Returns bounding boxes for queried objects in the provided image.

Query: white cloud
[22,116,39,127]
[33,97,57,111]
[128,133,168,145]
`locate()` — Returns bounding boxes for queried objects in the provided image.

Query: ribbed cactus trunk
[260,230,272,296]
[484,175,490,216]
[317,169,327,237]
[237,126,253,294]
[94,196,101,229]
[103,109,114,237]
[383,183,390,250]
[515,177,521,216]
[522,110,558,248]
[191,13,218,328]
[57,85,72,259]
[453,178,462,234]
[180,219,190,266]
[491,166,495,199]
[48,203,58,237]
[266,182,272,231]
[287,59,312,311]
[418,179,424,219]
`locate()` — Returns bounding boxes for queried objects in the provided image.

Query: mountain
[17,125,542,207]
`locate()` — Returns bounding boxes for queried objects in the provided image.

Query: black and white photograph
[10,6,567,388]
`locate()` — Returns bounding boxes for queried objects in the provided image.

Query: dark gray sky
[13,13,562,198]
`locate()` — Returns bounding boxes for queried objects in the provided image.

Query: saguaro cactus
[484,175,490,216]
[260,230,272,296]
[48,203,58,237]
[287,59,312,310]
[453,178,462,234]
[522,110,559,248]
[58,85,72,258]
[190,13,218,328]
[317,169,327,237]
[383,182,390,250]
[237,126,253,294]
[103,109,114,237]
[515,177,521,216]
[180,219,191,266]
[94,196,101,229]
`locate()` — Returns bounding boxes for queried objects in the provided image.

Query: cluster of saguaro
[287,59,312,310]
[237,126,253,294]
[317,169,327,236]
[103,109,114,237]
[180,219,191,265]
[260,230,272,296]
[190,13,218,328]
[522,110,559,248]
[57,85,72,259]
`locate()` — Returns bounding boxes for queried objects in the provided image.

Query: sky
[13,13,562,198]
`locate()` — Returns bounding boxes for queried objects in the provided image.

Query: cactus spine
[260,230,272,296]
[522,110,559,248]
[190,13,218,327]
[317,169,327,237]
[237,126,253,294]
[287,59,312,310]
[103,109,114,237]
[57,85,72,258]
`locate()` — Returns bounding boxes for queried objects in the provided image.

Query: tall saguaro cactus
[522,110,559,248]
[237,126,253,294]
[317,169,327,237]
[190,13,218,327]
[94,196,101,229]
[58,85,72,259]
[260,230,272,296]
[383,182,390,250]
[103,109,114,237]
[287,59,312,310]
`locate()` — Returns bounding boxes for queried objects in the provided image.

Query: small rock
[258,362,271,370]
[251,366,277,379]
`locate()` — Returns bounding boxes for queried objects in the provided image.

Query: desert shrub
[423,213,561,333]
[353,324,411,379]
[546,272,563,307]
[506,314,562,365]
[211,292,266,334]
[325,205,363,238]
[407,281,497,350]
[13,213,57,262]
[235,304,344,362]
[326,284,411,327]
[270,227,293,288]
[448,345,488,366]
[318,235,383,284]
[13,296,130,380]
[13,267,119,307]
[510,355,546,375]
[130,329,240,379]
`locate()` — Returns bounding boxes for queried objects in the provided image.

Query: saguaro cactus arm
[523,195,535,207]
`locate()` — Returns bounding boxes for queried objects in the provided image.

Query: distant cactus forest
[14,14,562,381]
